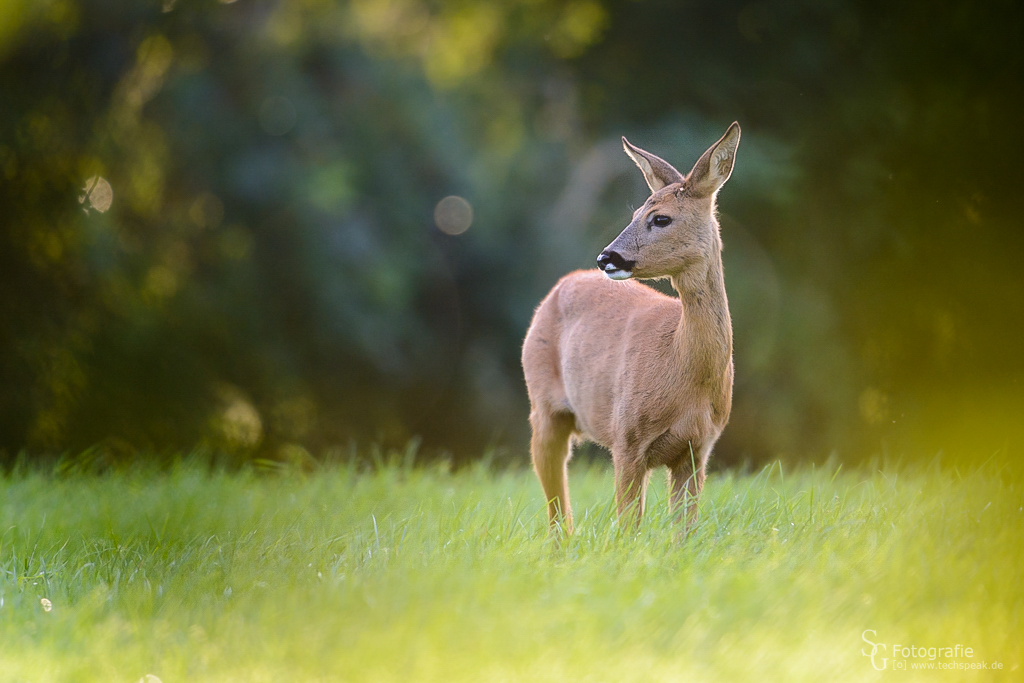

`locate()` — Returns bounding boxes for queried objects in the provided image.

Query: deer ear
[686,122,741,197]
[622,137,684,193]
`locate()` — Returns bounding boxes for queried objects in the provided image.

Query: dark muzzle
[597,250,635,273]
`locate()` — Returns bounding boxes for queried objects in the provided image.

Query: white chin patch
[604,269,633,281]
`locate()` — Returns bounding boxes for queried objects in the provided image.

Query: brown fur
[522,123,741,532]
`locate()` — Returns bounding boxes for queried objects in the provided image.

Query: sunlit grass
[1,456,1022,681]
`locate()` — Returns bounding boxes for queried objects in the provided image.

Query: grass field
[1,454,1022,682]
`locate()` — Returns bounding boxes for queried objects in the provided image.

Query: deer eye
[652,214,672,227]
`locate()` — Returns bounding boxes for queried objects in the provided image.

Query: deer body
[522,123,741,531]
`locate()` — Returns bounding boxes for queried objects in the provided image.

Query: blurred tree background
[2,0,1022,466]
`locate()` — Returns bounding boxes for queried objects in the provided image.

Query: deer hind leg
[614,456,650,529]
[530,410,576,533]
[669,454,707,527]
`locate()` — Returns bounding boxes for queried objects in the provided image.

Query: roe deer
[522,123,740,532]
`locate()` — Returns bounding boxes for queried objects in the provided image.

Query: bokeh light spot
[80,176,113,213]
[434,196,473,235]
[213,386,263,448]
[259,97,296,136]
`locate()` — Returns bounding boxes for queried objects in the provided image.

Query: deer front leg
[614,455,649,529]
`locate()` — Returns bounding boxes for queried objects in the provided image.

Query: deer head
[598,122,741,282]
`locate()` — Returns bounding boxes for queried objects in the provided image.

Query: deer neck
[669,249,732,391]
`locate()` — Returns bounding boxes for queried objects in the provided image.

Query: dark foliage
[2,0,1022,465]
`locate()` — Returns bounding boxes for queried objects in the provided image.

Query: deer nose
[597,250,635,273]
